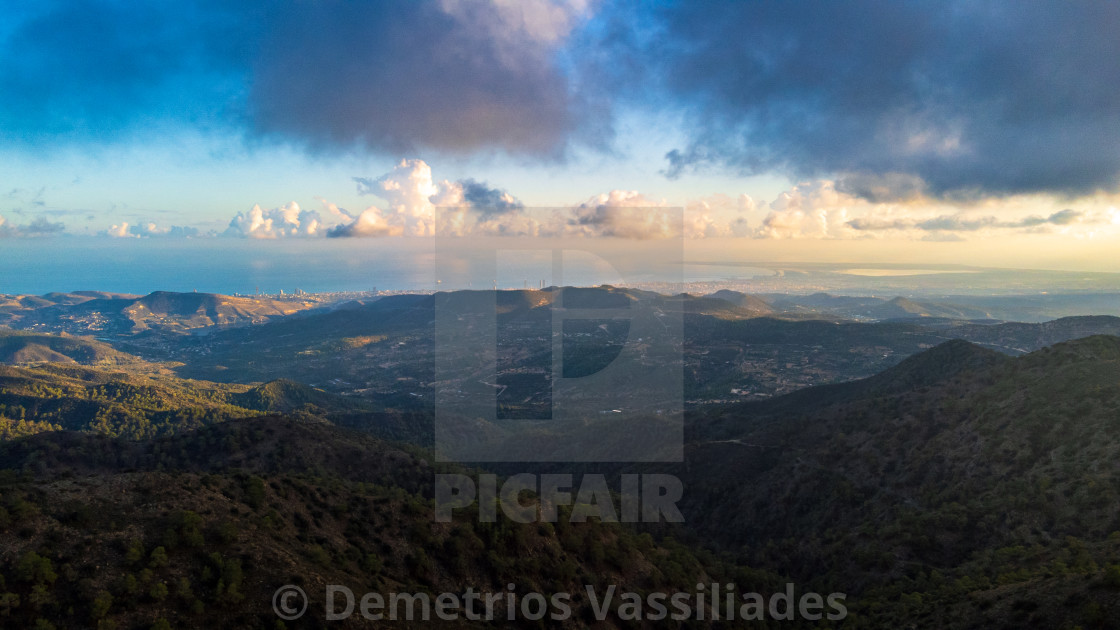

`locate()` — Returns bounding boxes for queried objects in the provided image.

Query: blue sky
[3,0,1120,279]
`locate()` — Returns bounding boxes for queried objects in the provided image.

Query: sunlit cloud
[104,162,1120,245]
[341,159,529,237]
[567,190,678,239]
[325,205,403,238]
[223,202,322,238]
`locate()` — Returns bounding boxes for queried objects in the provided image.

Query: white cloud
[568,190,681,239]
[755,206,856,239]
[101,221,204,238]
[684,193,756,238]
[223,202,323,238]
[345,159,527,237]
[326,205,403,237]
[103,222,134,238]
[221,163,1120,244]
[353,159,439,237]
[753,181,862,239]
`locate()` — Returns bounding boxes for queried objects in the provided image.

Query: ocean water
[6,238,1120,304]
[0,238,438,295]
[0,237,692,296]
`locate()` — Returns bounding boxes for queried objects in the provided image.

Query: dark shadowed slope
[673,335,1120,627]
[0,417,790,629]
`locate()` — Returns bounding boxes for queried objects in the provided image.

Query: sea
[1,237,763,296]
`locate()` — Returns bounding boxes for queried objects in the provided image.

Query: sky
[3,0,1120,293]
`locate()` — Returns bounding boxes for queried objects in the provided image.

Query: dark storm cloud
[598,1,1120,198]
[0,1,599,157]
[7,0,1120,198]
[248,2,600,157]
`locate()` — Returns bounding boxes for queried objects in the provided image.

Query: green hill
[0,417,789,629]
[0,364,372,441]
[674,335,1120,627]
[231,379,367,414]
[0,331,135,366]
[0,326,1119,626]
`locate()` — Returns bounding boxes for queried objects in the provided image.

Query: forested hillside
[0,418,791,629]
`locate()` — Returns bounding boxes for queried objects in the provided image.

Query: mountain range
[0,290,319,337]
[1,288,1119,627]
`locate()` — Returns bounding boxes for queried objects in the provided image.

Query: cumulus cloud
[0,215,65,237]
[458,179,524,217]
[223,202,323,238]
[568,190,680,239]
[103,222,131,238]
[598,2,1120,198]
[326,206,403,238]
[339,159,526,237]
[167,225,204,238]
[684,194,755,238]
[124,160,1120,244]
[754,181,863,239]
[342,162,1080,242]
[755,207,857,240]
[101,222,203,238]
[353,160,440,236]
[331,161,749,240]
